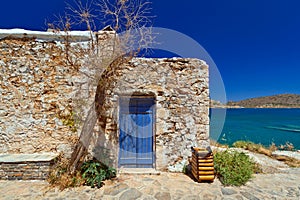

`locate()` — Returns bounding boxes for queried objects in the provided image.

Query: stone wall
[0,37,82,156]
[0,162,53,180]
[0,30,209,172]
[0,30,119,158]
[93,57,209,171]
[0,154,57,180]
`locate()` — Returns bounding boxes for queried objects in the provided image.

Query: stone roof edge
[130,57,207,64]
[0,28,95,42]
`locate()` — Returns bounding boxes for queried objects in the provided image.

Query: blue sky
[0,0,299,101]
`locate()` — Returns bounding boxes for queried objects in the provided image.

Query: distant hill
[227,94,300,108]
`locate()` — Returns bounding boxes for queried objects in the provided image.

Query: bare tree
[66,0,97,48]
[48,0,154,173]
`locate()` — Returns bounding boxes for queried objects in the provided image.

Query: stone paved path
[1,168,300,200]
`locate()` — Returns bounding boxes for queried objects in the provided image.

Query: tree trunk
[68,103,98,173]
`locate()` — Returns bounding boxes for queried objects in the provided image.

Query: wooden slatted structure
[191,147,215,182]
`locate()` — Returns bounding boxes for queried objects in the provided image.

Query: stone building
[0,28,209,172]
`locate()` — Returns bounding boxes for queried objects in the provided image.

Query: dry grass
[210,140,229,148]
[48,154,84,190]
[272,155,300,168]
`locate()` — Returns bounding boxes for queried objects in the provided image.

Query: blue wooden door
[119,97,155,168]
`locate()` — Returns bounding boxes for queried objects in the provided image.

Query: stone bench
[0,153,58,180]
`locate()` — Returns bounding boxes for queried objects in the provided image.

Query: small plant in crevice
[214,150,260,186]
[57,109,79,133]
[81,159,116,188]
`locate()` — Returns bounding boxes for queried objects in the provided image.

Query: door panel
[119,97,155,168]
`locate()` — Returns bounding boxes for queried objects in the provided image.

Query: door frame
[117,95,156,169]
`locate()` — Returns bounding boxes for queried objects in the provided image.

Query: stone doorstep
[118,168,161,175]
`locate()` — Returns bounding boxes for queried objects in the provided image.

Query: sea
[210,108,300,150]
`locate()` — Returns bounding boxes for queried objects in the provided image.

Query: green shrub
[214,150,257,186]
[81,159,116,188]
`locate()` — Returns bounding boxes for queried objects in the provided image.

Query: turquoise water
[210,108,300,150]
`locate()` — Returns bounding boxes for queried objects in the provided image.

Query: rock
[154,191,171,200]
[257,147,272,156]
[19,65,28,73]
[286,187,300,197]
[183,195,200,200]
[240,191,260,200]
[119,188,142,200]
[201,193,218,200]
[231,195,244,200]
[142,178,154,182]
[103,183,129,196]
[221,187,237,195]
[221,198,235,200]
[167,159,187,172]
[272,150,300,160]
[142,196,156,200]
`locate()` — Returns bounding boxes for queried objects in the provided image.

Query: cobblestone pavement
[1,168,300,200]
